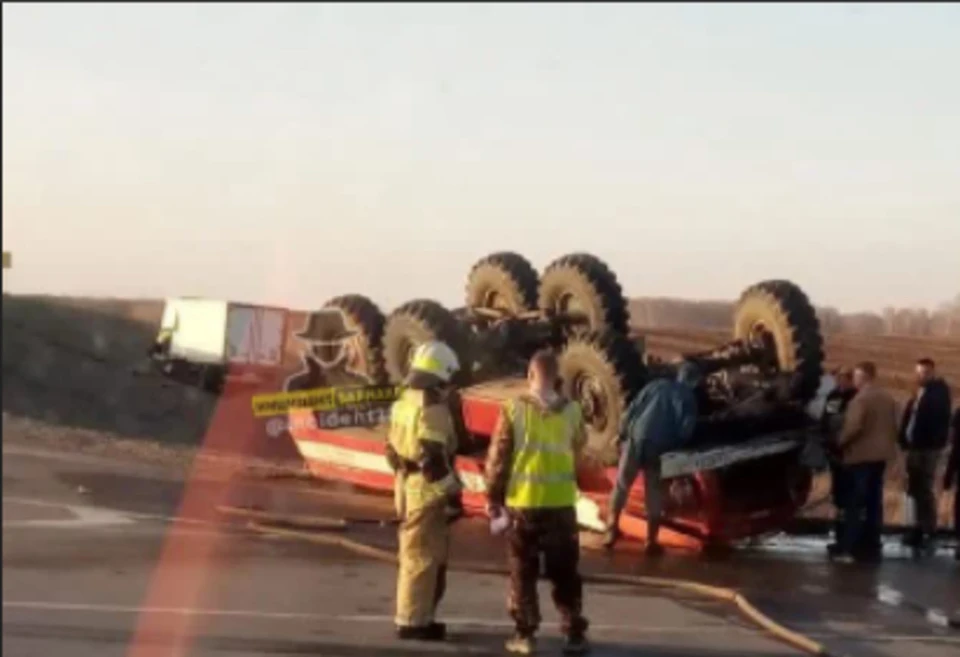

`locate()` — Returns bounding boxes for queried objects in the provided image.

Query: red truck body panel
[288,380,812,551]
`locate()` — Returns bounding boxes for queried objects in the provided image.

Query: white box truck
[147,298,289,393]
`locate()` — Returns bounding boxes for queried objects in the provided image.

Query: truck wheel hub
[398,340,416,374]
[556,293,591,326]
[572,374,607,432]
[482,290,511,313]
[748,322,778,361]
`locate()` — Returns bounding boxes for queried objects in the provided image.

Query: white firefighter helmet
[409,341,460,383]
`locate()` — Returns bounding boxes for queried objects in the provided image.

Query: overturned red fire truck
[282,251,831,550]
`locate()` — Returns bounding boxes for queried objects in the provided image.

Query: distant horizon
[3,284,955,318]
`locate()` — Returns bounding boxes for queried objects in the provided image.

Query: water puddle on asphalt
[738,533,958,561]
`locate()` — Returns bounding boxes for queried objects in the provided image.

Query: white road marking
[926,609,950,628]
[2,445,174,470]
[877,585,904,607]
[876,583,959,629]
[1,443,275,477]
[2,496,218,529]
[3,601,959,644]
[0,601,742,634]
[814,634,960,644]
[2,500,135,529]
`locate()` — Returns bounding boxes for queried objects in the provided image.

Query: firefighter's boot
[396,622,446,641]
[505,633,537,655]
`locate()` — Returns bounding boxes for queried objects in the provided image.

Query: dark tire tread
[383,299,467,384]
[734,280,824,402]
[558,329,647,465]
[539,253,631,336]
[465,252,539,313]
[323,294,388,384]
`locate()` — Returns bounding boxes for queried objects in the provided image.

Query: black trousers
[906,449,941,538]
[506,507,588,638]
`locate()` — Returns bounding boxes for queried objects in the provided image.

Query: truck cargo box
[151,298,289,392]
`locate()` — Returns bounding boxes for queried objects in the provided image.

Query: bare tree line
[629,293,960,338]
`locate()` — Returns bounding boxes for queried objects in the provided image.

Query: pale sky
[3,3,959,313]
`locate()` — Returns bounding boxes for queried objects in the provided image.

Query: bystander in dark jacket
[899,358,953,549]
[899,374,953,451]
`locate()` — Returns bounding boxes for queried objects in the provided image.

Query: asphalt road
[3,444,959,657]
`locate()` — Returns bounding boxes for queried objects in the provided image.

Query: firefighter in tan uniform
[385,341,463,642]
[485,349,591,655]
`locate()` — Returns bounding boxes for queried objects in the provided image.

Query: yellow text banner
[251,385,400,418]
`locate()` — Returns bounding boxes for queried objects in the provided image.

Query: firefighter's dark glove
[445,492,464,525]
[385,444,403,474]
[419,441,451,483]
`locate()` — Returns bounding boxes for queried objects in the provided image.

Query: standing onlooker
[943,407,960,562]
[899,358,953,553]
[822,368,857,552]
[832,361,899,563]
[485,349,591,655]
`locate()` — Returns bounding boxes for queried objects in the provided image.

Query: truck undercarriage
[318,251,825,466]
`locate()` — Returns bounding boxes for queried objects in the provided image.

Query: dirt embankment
[2,295,217,445]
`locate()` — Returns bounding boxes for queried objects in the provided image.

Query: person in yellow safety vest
[385,340,464,642]
[484,348,591,656]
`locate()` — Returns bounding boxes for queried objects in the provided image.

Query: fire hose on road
[217,505,844,657]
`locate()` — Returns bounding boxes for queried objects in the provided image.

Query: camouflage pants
[506,507,588,638]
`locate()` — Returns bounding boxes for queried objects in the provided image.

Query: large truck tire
[323,294,388,384]
[465,251,539,315]
[558,329,647,466]
[383,299,467,385]
[733,280,824,403]
[539,253,631,337]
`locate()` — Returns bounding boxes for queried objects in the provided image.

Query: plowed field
[638,327,960,401]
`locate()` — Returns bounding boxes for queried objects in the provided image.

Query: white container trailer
[150,298,289,393]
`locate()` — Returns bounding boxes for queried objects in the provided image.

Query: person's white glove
[487,503,510,535]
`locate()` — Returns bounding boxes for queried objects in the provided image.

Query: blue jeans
[610,441,662,526]
[837,461,885,555]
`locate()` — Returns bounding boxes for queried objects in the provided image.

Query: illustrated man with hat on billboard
[283,308,374,393]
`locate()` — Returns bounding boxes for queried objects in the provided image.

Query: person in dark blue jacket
[899,358,953,551]
[603,362,700,553]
